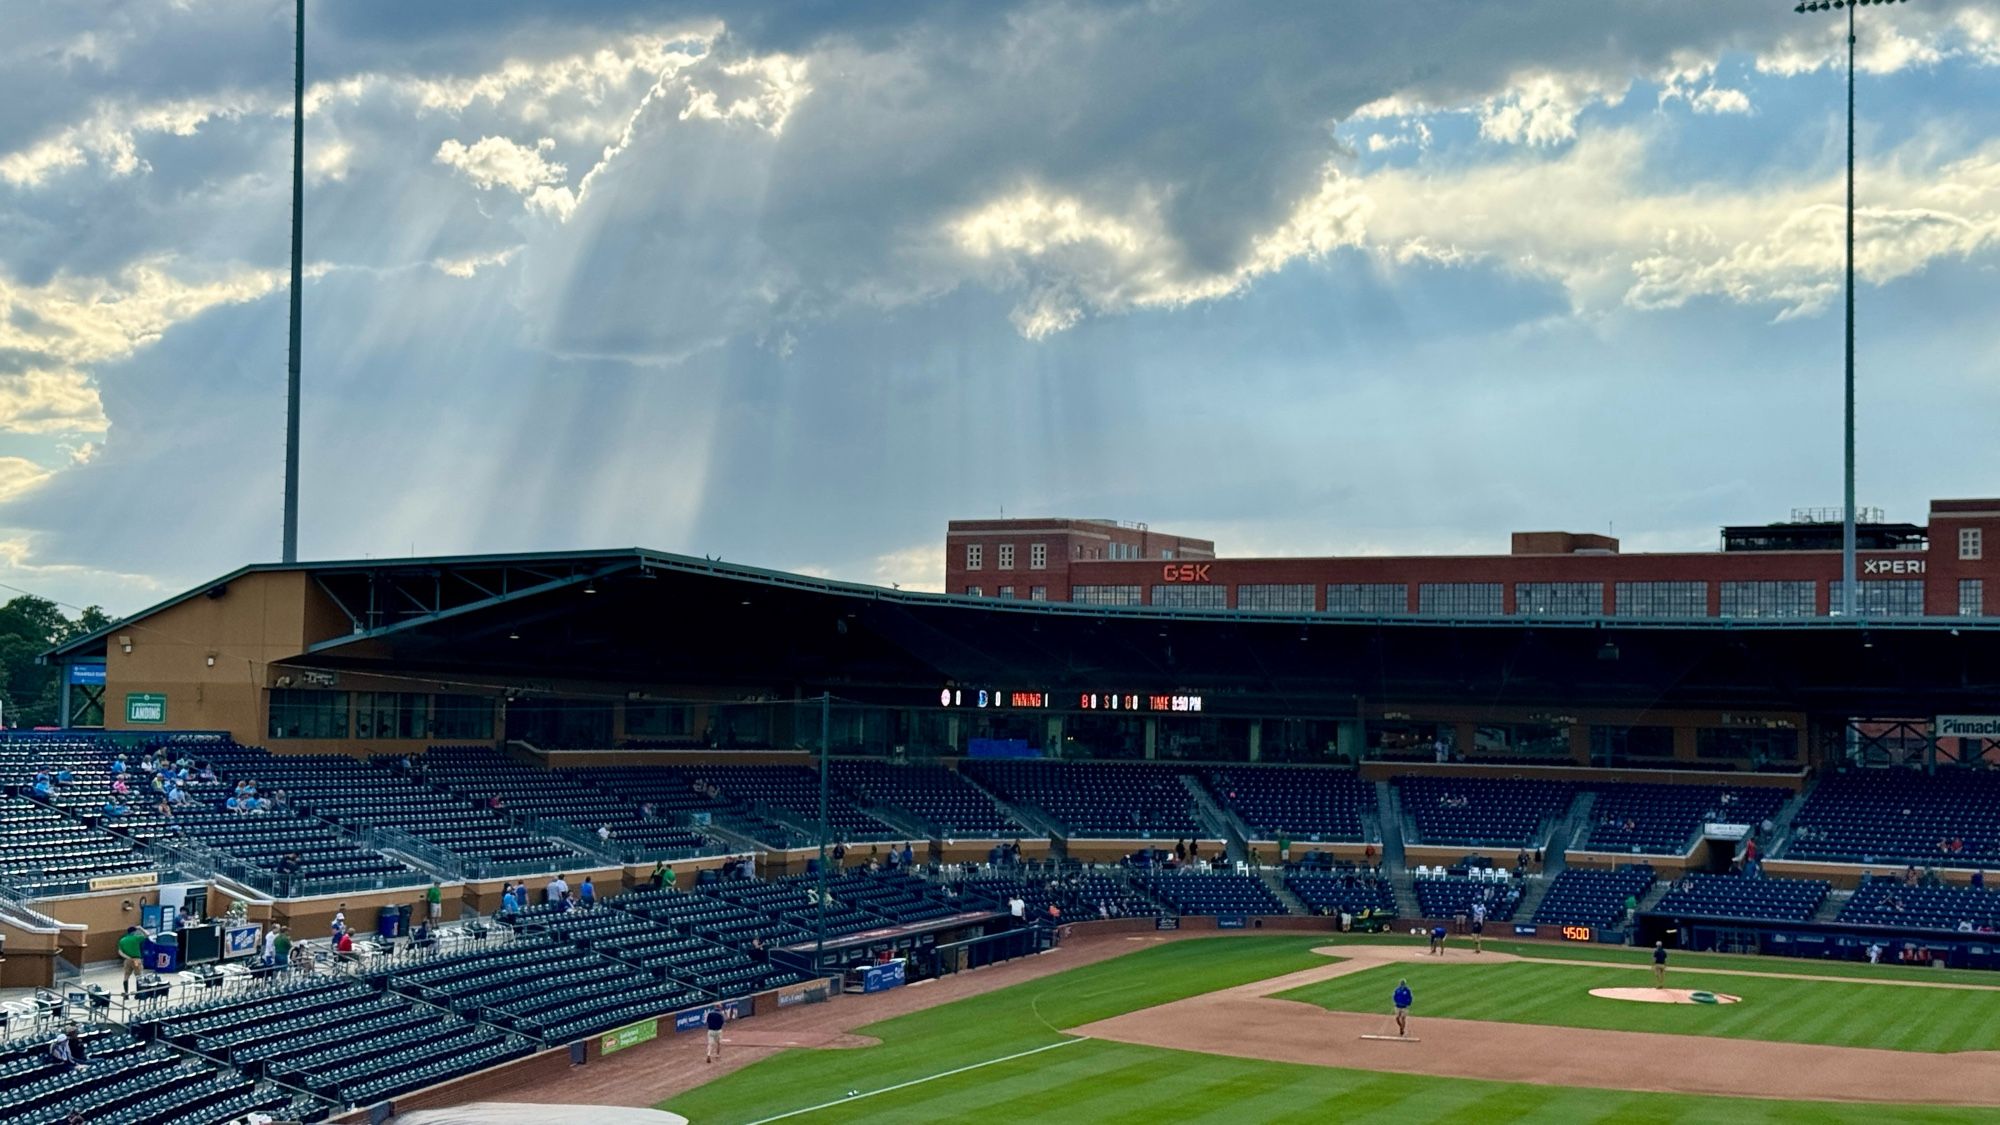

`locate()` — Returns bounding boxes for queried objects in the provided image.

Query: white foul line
[740,1037,1088,1124]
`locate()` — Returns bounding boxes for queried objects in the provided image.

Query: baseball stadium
[0,543,1998,1123]
[10,0,2000,1122]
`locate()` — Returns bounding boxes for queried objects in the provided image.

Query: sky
[1,0,1998,615]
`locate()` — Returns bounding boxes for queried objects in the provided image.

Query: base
[1358,1034,1420,1042]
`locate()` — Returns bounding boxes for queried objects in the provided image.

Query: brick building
[945,500,1999,618]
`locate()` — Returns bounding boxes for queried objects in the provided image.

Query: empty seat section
[962,761,1203,837]
[1654,873,1828,921]
[1285,872,1396,915]
[1412,874,1524,921]
[1784,771,2000,868]
[1840,878,2000,931]
[1395,776,1575,848]
[411,745,719,857]
[1207,767,1374,842]
[1141,872,1286,915]
[1532,866,1654,928]
[829,760,1027,836]
[1583,783,1791,854]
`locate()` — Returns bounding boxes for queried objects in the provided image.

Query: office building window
[965,585,983,597]
[1029,586,1047,602]
[1829,580,1925,617]
[1325,584,1408,614]
[1962,527,1984,560]
[1614,581,1708,618]
[1029,543,1047,570]
[997,585,1014,598]
[1718,580,1816,618]
[1236,584,1315,612]
[269,689,350,740]
[1961,579,1984,617]
[1162,549,1174,560]
[1514,582,1604,617]
[965,544,983,570]
[355,691,427,740]
[434,695,496,740]
[997,543,1015,569]
[1071,585,1142,606]
[1418,583,1504,615]
[1150,584,1228,608]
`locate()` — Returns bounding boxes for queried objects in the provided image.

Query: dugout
[1638,912,2000,970]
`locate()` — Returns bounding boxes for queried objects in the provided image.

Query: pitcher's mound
[1590,987,1741,1005]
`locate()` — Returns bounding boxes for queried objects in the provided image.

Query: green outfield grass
[661,935,2000,1124]
[1277,958,2000,1052]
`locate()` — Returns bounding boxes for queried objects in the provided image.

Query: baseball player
[1429,923,1447,955]
[1653,941,1668,988]
[1393,979,1414,1037]
[1470,901,1486,953]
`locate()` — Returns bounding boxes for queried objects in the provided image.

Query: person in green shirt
[1277,831,1291,866]
[272,926,293,970]
[117,925,147,996]
[427,880,443,921]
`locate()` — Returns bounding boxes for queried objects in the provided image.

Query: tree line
[0,596,113,728]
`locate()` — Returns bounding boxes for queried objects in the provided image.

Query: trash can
[377,904,409,940]
[142,932,181,973]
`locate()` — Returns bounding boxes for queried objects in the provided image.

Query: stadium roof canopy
[47,548,2000,716]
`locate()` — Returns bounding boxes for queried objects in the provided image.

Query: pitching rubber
[1358,1034,1421,1041]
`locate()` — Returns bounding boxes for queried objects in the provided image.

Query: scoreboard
[937,688,1203,713]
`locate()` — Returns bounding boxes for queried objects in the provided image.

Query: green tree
[0,596,113,728]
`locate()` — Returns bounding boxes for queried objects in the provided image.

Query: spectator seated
[1840,878,2000,933]
[1583,783,1791,854]
[1532,866,1654,928]
[1784,770,2000,868]
[1654,872,1829,921]
[953,870,1159,920]
[1413,874,1523,921]
[1396,776,1576,848]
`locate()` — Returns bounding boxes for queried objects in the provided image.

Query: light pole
[282,0,305,564]
[1792,0,1907,617]
[816,691,830,969]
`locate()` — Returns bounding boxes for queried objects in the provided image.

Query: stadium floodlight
[282,0,304,564]
[1791,0,1911,618]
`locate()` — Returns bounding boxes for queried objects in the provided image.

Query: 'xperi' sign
[1160,563,1212,582]
[1862,558,1925,575]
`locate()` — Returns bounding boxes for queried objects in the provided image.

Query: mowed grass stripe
[668,936,2000,1124]
[1470,939,2000,987]
[1277,960,2000,1051]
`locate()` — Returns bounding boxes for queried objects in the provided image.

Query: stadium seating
[690,766,904,841]
[197,743,583,872]
[1653,873,1829,921]
[0,1018,307,1125]
[1532,866,1655,928]
[1285,871,1396,916]
[1396,776,1576,848]
[1139,871,1286,915]
[1783,771,2000,868]
[829,760,1028,837]
[410,746,719,858]
[1412,874,1523,921]
[962,761,1205,837]
[1205,767,1374,842]
[0,794,155,895]
[567,765,811,848]
[952,870,1160,920]
[1582,784,1791,854]
[1840,878,2000,932]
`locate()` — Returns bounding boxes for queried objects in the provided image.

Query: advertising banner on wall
[861,959,906,993]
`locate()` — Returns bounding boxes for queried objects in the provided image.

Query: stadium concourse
[3,549,2000,1119]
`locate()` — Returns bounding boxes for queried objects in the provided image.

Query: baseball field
[662,932,2000,1123]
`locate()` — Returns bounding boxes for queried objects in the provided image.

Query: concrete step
[1258,867,1311,916]
[1375,780,1408,872]
[1814,888,1851,923]
[1181,775,1248,862]
[1390,872,1422,919]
